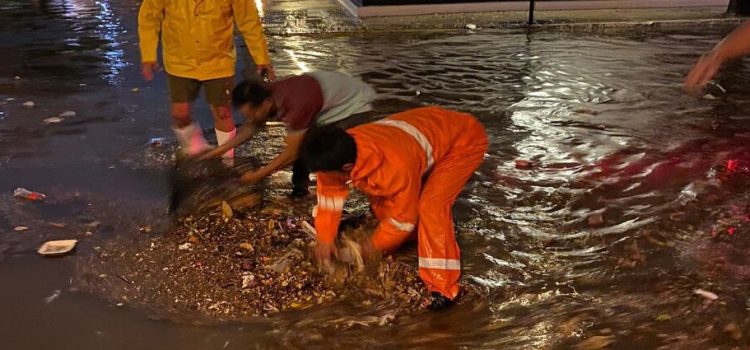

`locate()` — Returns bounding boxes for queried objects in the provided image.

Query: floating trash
[588,213,605,227]
[14,187,47,201]
[694,289,718,301]
[515,159,534,169]
[43,117,64,124]
[148,137,166,147]
[59,111,76,118]
[44,290,61,304]
[38,239,78,257]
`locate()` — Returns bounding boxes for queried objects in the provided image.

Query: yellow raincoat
[138,0,271,81]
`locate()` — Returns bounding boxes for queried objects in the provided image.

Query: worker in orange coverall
[298,106,488,310]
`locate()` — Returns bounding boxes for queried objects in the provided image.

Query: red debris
[726,159,739,173]
[515,160,534,169]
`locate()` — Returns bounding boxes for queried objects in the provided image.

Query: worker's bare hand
[685,51,723,95]
[257,64,275,81]
[240,170,265,184]
[141,61,161,82]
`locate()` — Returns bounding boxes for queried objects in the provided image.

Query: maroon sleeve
[270,75,324,131]
[281,104,319,131]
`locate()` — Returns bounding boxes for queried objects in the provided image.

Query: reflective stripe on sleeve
[374,119,434,171]
[317,195,345,211]
[418,257,461,270]
[388,218,415,232]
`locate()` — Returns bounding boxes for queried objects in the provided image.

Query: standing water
[1,1,750,349]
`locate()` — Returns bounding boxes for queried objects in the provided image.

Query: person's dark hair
[300,125,357,172]
[232,79,270,108]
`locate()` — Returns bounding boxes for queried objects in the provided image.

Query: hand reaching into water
[684,20,750,95]
[684,51,723,94]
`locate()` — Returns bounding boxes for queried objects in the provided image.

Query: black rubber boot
[290,158,310,198]
[427,292,454,311]
[290,187,309,198]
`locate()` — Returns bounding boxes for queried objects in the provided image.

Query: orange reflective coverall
[314,106,488,299]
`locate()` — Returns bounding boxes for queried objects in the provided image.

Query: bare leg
[171,102,192,128]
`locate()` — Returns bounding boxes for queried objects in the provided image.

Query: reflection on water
[0,0,129,88]
[3,1,750,348]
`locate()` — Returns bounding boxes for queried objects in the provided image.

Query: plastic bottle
[14,188,46,201]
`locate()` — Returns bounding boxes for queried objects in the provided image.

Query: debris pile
[75,203,429,321]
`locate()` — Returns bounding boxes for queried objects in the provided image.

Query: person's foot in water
[424,292,454,311]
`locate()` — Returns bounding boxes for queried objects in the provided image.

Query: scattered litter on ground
[221,201,233,219]
[693,289,718,301]
[43,117,64,124]
[724,322,743,340]
[703,94,718,100]
[148,137,166,147]
[465,23,477,30]
[515,159,534,169]
[14,188,47,201]
[73,204,450,321]
[710,82,727,93]
[44,289,61,304]
[131,88,140,93]
[22,101,34,108]
[59,111,76,118]
[38,239,78,257]
[588,213,605,227]
[14,226,29,232]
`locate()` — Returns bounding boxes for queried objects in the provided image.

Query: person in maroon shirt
[202,70,377,197]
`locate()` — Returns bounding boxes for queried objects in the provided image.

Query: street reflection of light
[51,0,126,85]
[94,0,127,85]
[285,50,310,74]
[255,0,265,18]
[58,0,89,18]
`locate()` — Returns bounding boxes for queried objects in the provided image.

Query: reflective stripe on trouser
[417,140,487,300]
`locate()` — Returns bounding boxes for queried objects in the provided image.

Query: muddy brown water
[3,1,750,349]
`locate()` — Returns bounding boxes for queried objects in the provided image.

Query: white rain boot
[215,128,236,167]
[172,122,210,156]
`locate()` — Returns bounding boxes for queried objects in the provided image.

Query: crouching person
[299,106,488,310]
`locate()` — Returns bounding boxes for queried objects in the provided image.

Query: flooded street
[4,1,750,349]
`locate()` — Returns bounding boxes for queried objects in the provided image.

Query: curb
[264,16,746,36]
